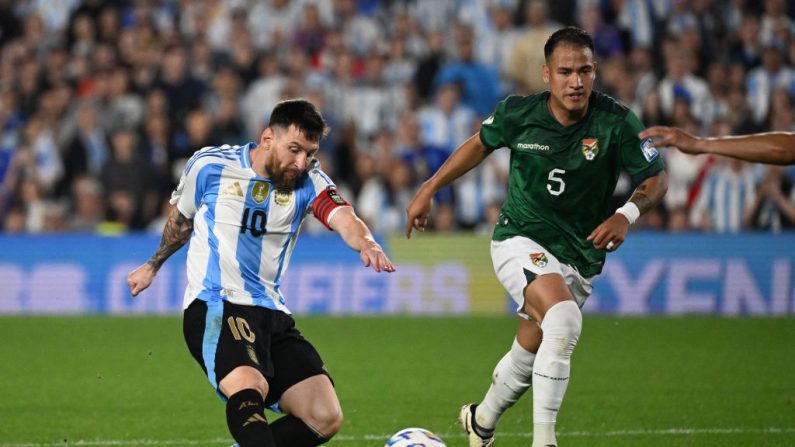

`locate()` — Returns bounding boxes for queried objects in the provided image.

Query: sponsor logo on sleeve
[482,115,495,125]
[640,137,659,162]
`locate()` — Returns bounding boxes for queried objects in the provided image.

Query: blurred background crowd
[1,0,795,236]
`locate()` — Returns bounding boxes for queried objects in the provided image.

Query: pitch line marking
[2,427,794,446]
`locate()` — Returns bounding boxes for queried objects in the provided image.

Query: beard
[264,165,303,188]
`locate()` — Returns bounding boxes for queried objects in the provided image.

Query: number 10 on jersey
[240,207,267,237]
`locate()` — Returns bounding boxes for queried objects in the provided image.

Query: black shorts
[183,299,330,410]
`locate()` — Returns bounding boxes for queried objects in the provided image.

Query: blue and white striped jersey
[171,143,347,313]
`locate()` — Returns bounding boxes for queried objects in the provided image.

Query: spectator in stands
[506,0,561,95]
[100,129,157,230]
[748,164,795,231]
[434,24,502,117]
[690,155,758,233]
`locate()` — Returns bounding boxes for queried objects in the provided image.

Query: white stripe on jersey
[172,143,336,313]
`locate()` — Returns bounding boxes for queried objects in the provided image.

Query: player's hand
[127,263,156,296]
[639,126,702,155]
[405,193,433,238]
[359,242,396,273]
[587,214,630,252]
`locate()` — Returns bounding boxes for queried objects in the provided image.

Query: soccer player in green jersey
[405,27,668,447]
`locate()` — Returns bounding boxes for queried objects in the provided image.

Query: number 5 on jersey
[547,168,566,196]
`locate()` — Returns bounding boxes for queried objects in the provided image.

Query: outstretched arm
[329,206,395,273]
[640,126,795,165]
[587,170,668,251]
[405,133,490,237]
[127,206,194,296]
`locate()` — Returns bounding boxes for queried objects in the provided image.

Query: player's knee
[309,404,343,438]
[540,301,582,355]
[220,366,269,399]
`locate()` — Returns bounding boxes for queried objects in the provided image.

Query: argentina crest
[530,252,548,268]
[274,188,293,206]
[581,138,599,160]
[251,181,270,204]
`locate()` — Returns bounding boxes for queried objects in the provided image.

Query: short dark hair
[543,26,595,62]
[268,99,329,142]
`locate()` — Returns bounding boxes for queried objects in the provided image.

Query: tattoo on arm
[147,207,193,271]
[629,191,653,214]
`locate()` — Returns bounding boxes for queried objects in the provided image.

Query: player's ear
[260,127,273,149]
[542,64,550,84]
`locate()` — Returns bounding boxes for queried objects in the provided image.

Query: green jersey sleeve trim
[630,161,665,185]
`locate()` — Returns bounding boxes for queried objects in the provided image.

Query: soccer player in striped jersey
[127,99,394,447]
[406,27,667,447]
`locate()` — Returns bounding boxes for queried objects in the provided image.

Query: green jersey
[480,91,665,278]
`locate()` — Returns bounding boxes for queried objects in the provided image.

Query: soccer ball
[385,427,447,447]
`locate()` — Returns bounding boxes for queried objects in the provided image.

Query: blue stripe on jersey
[185,146,240,174]
[238,179,274,310]
[201,165,225,293]
[201,300,226,400]
[273,180,315,298]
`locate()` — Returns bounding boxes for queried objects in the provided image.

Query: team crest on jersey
[274,188,293,206]
[581,138,599,161]
[530,252,548,268]
[251,181,270,204]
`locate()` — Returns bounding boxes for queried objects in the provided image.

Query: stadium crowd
[1,0,795,235]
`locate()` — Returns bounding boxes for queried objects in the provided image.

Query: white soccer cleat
[459,404,495,447]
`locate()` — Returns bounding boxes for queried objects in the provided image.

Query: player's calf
[226,388,276,447]
[532,300,583,447]
[271,414,337,446]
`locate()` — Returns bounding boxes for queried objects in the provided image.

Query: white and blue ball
[385,427,446,447]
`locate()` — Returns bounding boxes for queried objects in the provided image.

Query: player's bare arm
[640,126,795,165]
[127,206,194,296]
[587,171,668,251]
[405,134,490,238]
[329,206,395,273]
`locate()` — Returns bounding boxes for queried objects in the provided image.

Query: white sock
[476,337,536,430]
[532,300,582,447]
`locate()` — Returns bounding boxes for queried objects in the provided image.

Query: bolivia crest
[581,138,599,161]
[252,181,270,203]
[530,252,548,268]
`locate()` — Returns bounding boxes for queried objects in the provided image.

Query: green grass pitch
[1,316,793,447]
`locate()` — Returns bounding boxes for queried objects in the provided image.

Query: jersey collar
[241,142,256,169]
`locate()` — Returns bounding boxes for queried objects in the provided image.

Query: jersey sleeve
[619,110,666,184]
[479,97,511,150]
[169,150,213,218]
[307,162,351,231]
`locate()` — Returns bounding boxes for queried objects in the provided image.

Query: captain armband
[312,188,351,230]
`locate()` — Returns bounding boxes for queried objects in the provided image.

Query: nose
[572,73,583,88]
[294,153,308,171]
